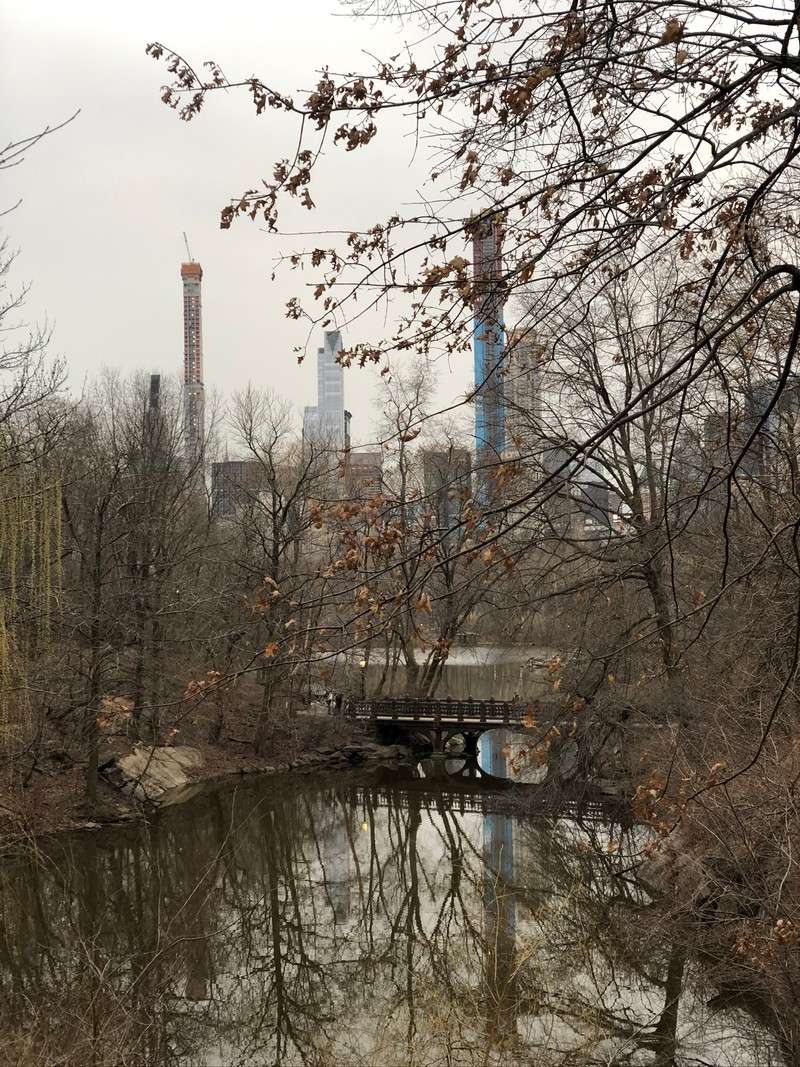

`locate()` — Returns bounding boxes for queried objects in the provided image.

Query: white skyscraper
[303,329,345,449]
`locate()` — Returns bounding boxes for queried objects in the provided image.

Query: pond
[0,734,780,1066]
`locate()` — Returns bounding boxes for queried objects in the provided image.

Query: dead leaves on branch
[147,2,800,365]
[183,670,225,700]
[659,18,684,46]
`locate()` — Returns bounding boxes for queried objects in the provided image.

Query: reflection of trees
[509,811,780,1066]
[0,774,778,1065]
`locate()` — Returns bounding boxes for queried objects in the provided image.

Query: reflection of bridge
[345,697,565,753]
[354,779,628,824]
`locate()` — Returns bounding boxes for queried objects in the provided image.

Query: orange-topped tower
[181,255,204,462]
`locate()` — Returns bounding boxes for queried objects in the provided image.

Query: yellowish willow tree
[0,239,64,755]
[0,448,61,745]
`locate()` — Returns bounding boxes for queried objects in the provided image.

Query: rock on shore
[112,746,205,802]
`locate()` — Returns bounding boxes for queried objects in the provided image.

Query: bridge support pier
[430,728,484,758]
[463,731,481,758]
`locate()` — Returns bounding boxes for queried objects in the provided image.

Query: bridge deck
[345,697,565,732]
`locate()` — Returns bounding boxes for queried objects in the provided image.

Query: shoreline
[0,722,420,846]
[0,703,636,845]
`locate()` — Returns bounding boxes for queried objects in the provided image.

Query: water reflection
[415,729,545,786]
[0,768,779,1066]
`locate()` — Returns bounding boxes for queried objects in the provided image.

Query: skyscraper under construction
[181,255,205,462]
[472,216,506,495]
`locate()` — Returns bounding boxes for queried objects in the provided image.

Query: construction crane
[183,232,195,263]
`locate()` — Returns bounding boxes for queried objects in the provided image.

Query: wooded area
[4,0,800,1057]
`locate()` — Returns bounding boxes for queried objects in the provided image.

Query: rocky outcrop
[100,739,415,807]
[109,746,205,803]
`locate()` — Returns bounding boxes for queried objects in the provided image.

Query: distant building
[503,329,543,453]
[741,377,800,476]
[211,460,264,517]
[181,260,205,462]
[572,473,611,533]
[303,329,345,450]
[343,450,383,503]
[148,374,161,417]
[472,218,506,475]
[422,447,473,545]
[704,377,800,479]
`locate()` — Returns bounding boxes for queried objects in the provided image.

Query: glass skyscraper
[303,329,345,449]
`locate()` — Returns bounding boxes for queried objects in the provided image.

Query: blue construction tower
[472,217,506,494]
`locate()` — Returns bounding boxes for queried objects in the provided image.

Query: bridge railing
[344,696,536,726]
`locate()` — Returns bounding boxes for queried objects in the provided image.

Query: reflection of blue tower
[481,732,515,895]
[320,804,352,924]
[473,218,506,500]
[480,731,517,1043]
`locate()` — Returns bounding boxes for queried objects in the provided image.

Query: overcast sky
[1,0,469,446]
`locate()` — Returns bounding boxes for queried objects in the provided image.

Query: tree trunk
[255,665,285,756]
[652,941,686,1067]
[84,611,102,807]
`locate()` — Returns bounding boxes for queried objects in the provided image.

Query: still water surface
[0,735,779,1065]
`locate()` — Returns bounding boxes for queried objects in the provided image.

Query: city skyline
[0,0,466,446]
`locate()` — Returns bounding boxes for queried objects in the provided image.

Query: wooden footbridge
[344,696,566,754]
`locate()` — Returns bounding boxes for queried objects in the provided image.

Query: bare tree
[221,387,342,752]
[58,372,210,803]
[144,4,800,707]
